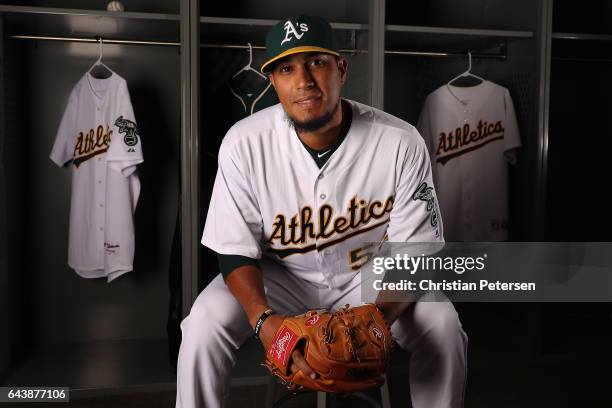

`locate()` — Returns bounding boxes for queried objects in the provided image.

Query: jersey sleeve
[201,138,263,259]
[503,89,522,152]
[107,81,143,176]
[416,96,435,155]
[50,92,77,167]
[386,133,444,244]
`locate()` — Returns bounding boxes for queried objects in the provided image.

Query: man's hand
[258,314,316,379]
[375,301,413,326]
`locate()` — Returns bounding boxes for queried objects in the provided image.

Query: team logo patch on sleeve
[115,116,139,148]
[268,326,299,367]
[412,182,440,233]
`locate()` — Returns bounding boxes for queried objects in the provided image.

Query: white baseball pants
[175,258,468,408]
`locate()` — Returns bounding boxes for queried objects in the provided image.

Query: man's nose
[295,65,315,89]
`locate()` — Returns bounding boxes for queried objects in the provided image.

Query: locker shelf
[200,15,366,31]
[552,31,612,62]
[386,24,533,38]
[385,24,534,53]
[553,32,612,41]
[200,16,367,50]
[0,5,179,43]
[0,5,178,20]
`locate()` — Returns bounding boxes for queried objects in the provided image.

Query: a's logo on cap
[281,20,309,45]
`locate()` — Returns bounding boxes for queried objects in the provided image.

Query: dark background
[2,0,612,407]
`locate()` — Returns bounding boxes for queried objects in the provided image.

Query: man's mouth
[295,95,322,107]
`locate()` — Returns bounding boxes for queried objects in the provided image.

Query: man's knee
[415,301,467,345]
[393,300,467,350]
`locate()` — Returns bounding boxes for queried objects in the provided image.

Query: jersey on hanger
[228,73,279,120]
[50,72,143,282]
[417,80,521,241]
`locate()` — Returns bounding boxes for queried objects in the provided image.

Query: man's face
[269,52,347,132]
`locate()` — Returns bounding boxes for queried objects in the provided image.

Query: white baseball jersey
[417,80,521,241]
[201,99,443,289]
[50,72,143,282]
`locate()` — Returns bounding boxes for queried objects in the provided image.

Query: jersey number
[348,244,375,271]
[348,234,389,270]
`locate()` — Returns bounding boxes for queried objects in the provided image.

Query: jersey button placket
[464,107,469,122]
[314,174,328,267]
[313,173,328,204]
[463,168,474,232]
[320,248,333,285]
[95,108,106,245]
[97,167,106,242]
[464,105,473,228]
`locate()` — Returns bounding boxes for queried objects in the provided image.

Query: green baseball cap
[260,15,340,74]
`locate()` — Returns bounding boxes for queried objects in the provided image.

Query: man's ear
[268,73,276,88]
[337,57,348,85]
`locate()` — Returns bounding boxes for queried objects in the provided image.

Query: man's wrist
[253,308,275,339]
[376,303,396,323]
[248,304,273,328]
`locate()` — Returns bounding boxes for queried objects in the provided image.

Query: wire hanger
[232,42,266,79]
[88,36,113,78]
[447,51,485,86]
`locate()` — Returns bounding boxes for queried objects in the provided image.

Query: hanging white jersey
[418,81,521,241]
[50,72,143,282]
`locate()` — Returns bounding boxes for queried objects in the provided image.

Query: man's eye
[279,65,292,73]
[310,59,324,67]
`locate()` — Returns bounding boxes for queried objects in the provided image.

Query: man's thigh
[191,257,321,322]
[259,257,323,314]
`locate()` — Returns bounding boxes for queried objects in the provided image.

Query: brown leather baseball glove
[262,303,393,393]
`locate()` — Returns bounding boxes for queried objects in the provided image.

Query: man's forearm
[224,264,271,328]
[374,264,418,324]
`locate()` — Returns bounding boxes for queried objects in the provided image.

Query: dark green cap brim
[261,46,340,73]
